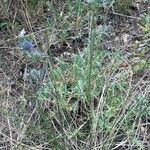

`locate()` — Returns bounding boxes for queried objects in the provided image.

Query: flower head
[20,40,36,52]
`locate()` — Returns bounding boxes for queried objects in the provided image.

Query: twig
[110,11,142,20]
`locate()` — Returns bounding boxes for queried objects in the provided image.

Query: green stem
[87,11,96,147]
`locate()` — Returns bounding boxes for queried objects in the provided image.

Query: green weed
[113,0,132,14]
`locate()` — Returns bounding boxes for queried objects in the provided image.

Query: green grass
[1,0,150,150]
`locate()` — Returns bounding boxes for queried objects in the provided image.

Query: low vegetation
[1,0,150,149]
